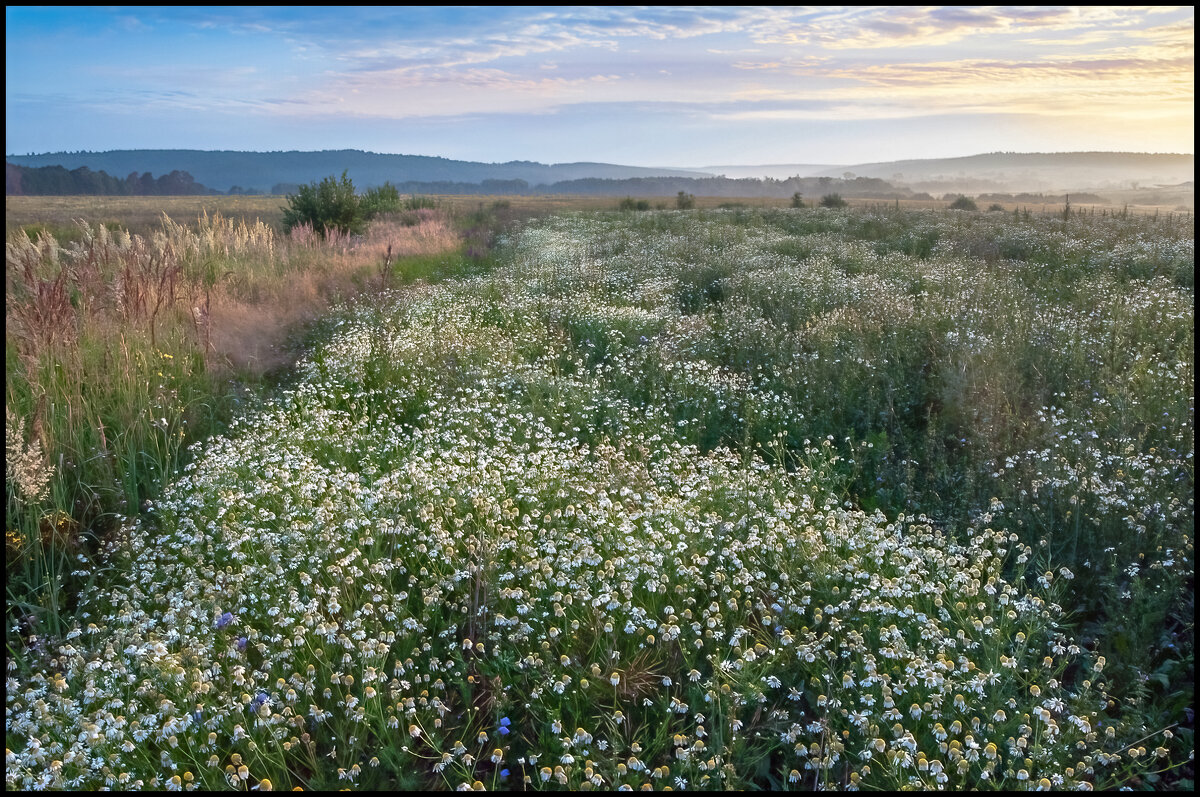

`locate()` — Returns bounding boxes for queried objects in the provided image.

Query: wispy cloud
[744,6,1136,49]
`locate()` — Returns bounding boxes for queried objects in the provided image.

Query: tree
[281,171,363,237]
[676,191,695,210]
[791,192,806,208]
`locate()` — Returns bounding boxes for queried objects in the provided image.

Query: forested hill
[4,150,713,194]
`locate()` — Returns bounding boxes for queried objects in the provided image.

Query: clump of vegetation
[791,191,806,208]
[359,182,402,219]
[281,170,364,237]
[819,192,848,208]
[676,190,696,210]
[618,196,651,211]
[281,173,422,238]
[949,195,979,211]
[987,202,1005,212]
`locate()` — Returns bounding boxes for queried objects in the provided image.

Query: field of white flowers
[7,207,1193,790]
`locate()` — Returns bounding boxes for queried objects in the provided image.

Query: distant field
[8,192,1185,243]
[5,194,288,240]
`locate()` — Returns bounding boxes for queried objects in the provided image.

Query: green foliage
[618,196,651,211]
[676,190,696,210]
[949,195,979,211]
[790,191,806,208]
[359,182,402,218]
[403,194,439,211]
[280,170,364,237]
[819,192,847,208]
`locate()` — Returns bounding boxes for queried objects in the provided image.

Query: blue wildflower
[216,612,234,629]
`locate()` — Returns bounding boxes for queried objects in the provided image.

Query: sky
[5,6,1194,167]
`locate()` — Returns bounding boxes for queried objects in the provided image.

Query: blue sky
[5,6,1193,166]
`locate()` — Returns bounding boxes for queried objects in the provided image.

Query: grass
[5,201,1194,790]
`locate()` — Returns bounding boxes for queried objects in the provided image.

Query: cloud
[744,6,1140,50]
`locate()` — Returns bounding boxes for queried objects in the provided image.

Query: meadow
[6,201,1194,790]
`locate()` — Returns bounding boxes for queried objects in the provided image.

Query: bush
[819,193,847,208]
[791,191,806,208]
[359,182,403,218]
[987,203,1006,212]
[618,197,651,211]
[676,191,696,210]
[949,195,979,211]
[404,195,438,211]
[281,171,363,237]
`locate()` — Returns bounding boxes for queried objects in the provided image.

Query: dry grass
[206,211,460,372]
[6,195,287,240]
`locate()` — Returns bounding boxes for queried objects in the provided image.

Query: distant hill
[7,149,1191,202]
[814,152,1194,194]
[697,163,838,180]
[4,150,714,194]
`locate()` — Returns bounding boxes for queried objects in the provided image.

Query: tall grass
[5,208,464,644]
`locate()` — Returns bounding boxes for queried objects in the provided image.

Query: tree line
[6,163,218,196]
[273,174,930,200]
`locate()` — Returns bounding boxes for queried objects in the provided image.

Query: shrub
[359,182,402,219]
[618,197,651,211]
[404,194,439,211]
[819,193,847,208]
[987,203,1005,212]
[281,171,364,238]
[949,195,979,211]
[791,191,806,208]
[676,191,696,210]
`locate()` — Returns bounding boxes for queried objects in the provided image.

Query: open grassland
[10,192,1186,248]
[6,204,1194,790]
